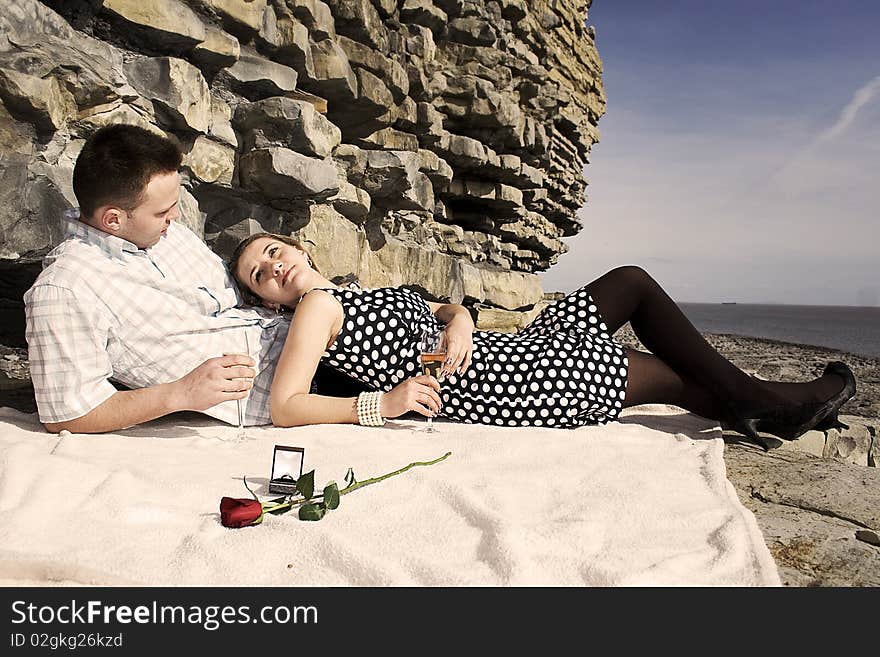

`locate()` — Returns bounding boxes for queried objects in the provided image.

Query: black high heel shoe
[726,398,834,445]
[812,361,856,431]
[726,361,857,446]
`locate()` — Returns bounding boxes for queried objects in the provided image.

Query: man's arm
[43,354,255,434]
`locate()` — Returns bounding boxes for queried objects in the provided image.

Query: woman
[230,232,856,441]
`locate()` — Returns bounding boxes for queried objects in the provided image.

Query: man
[24,123,289,433]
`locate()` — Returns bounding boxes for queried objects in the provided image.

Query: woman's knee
[607,265,657,298]
[611,265,654,288]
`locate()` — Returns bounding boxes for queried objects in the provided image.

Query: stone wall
[0,0,605,344]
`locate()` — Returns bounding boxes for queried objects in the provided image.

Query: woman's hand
[381,375,442,418]
[441,312,474,378]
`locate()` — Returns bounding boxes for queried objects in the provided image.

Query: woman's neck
[294,272,339,303]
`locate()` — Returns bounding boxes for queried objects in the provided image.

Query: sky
[539,0,880,306]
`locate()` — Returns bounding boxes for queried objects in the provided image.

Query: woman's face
[235,236,313,307]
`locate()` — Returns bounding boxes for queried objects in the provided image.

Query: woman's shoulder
[294,287,346,318]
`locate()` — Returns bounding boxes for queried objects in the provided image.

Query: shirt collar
[62,208,142,261]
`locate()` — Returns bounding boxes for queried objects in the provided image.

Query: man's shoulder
[158,222,221,260]
[27,238,109,296]
[165,221,209,249]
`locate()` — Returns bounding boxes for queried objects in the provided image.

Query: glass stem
[237,330,249,439]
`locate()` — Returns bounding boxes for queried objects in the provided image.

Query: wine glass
[234,329,253,442]
[217,329,253,443]
[418,328,446,433]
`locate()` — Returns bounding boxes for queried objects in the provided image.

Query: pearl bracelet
[356,391,385,426]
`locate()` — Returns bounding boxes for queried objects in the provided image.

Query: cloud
[767,74,880,187]
[817,75,880,143]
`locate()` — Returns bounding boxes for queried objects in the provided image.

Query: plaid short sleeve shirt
[24,211,289,426]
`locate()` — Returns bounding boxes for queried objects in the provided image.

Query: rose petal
[220,497,264,528]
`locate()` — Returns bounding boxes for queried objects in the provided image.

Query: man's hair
[72,124,182,219]
[228,232,319,306]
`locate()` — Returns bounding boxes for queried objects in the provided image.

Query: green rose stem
[245,451,452,517]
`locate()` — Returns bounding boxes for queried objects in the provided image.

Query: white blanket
[0,404,779,586]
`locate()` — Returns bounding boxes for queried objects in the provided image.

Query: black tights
[584,266,844,421]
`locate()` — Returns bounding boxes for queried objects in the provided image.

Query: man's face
[118,171,181,249]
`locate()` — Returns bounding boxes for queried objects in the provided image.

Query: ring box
[268,445,304,495]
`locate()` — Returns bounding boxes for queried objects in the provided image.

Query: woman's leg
[586,266,843,410]
[623,348,729,420]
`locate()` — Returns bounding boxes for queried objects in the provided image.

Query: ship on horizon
[721,302,737,305]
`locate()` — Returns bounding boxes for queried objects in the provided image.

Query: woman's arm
[427,301,474,377]
[269,291,357,427]
[270,291,444,427]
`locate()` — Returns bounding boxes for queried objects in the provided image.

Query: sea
[677,303,880,359]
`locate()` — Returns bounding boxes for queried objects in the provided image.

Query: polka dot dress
[315,284,629,428]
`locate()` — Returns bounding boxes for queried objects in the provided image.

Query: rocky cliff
[0,0,605,345]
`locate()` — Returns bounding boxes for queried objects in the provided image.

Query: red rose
[220,497,264,528]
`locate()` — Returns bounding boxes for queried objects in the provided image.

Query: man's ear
[97,206,124,234]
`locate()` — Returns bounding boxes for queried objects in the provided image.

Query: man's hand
[173,354,256,411]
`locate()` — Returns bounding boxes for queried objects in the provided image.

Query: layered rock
[1,0,605,345]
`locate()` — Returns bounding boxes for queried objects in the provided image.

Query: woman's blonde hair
[228,232,319,307]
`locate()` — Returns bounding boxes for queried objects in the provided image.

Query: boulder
[74,100,159,134]
[284,0,336,41]
[239,147,339,200]
[192,0,268,41]
[306,38,358,103]
[354,67,395,117]
[124,56,211,133]
[323,0,389,52]
[776,430,827,459]
[823,416,874,466]
[234,97,341,158]
[392,96,418,131]
[217,52,298,100]
[272,14,315,79]
[417,149,453,186]
[498,0,527,23]
[329,178,371,222]
[447,16,497,46]
[0,106,42,257]
[333,143,369,179]
[0,2,136,110]
[177,183,207,239]
[357,127,419,151]
[207,95,237,147]
[473,301,548,332]
[360,150,434,211]
[405,24,437,62]
[400,0,448,34]
[370,0,398,19]
[101,0,207,53]
[435,132,489,168]
[190,25,240,73]
[337,36,409,101]
[183,135,235,185]
[329,68,396,138]
[0,69,77,135]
